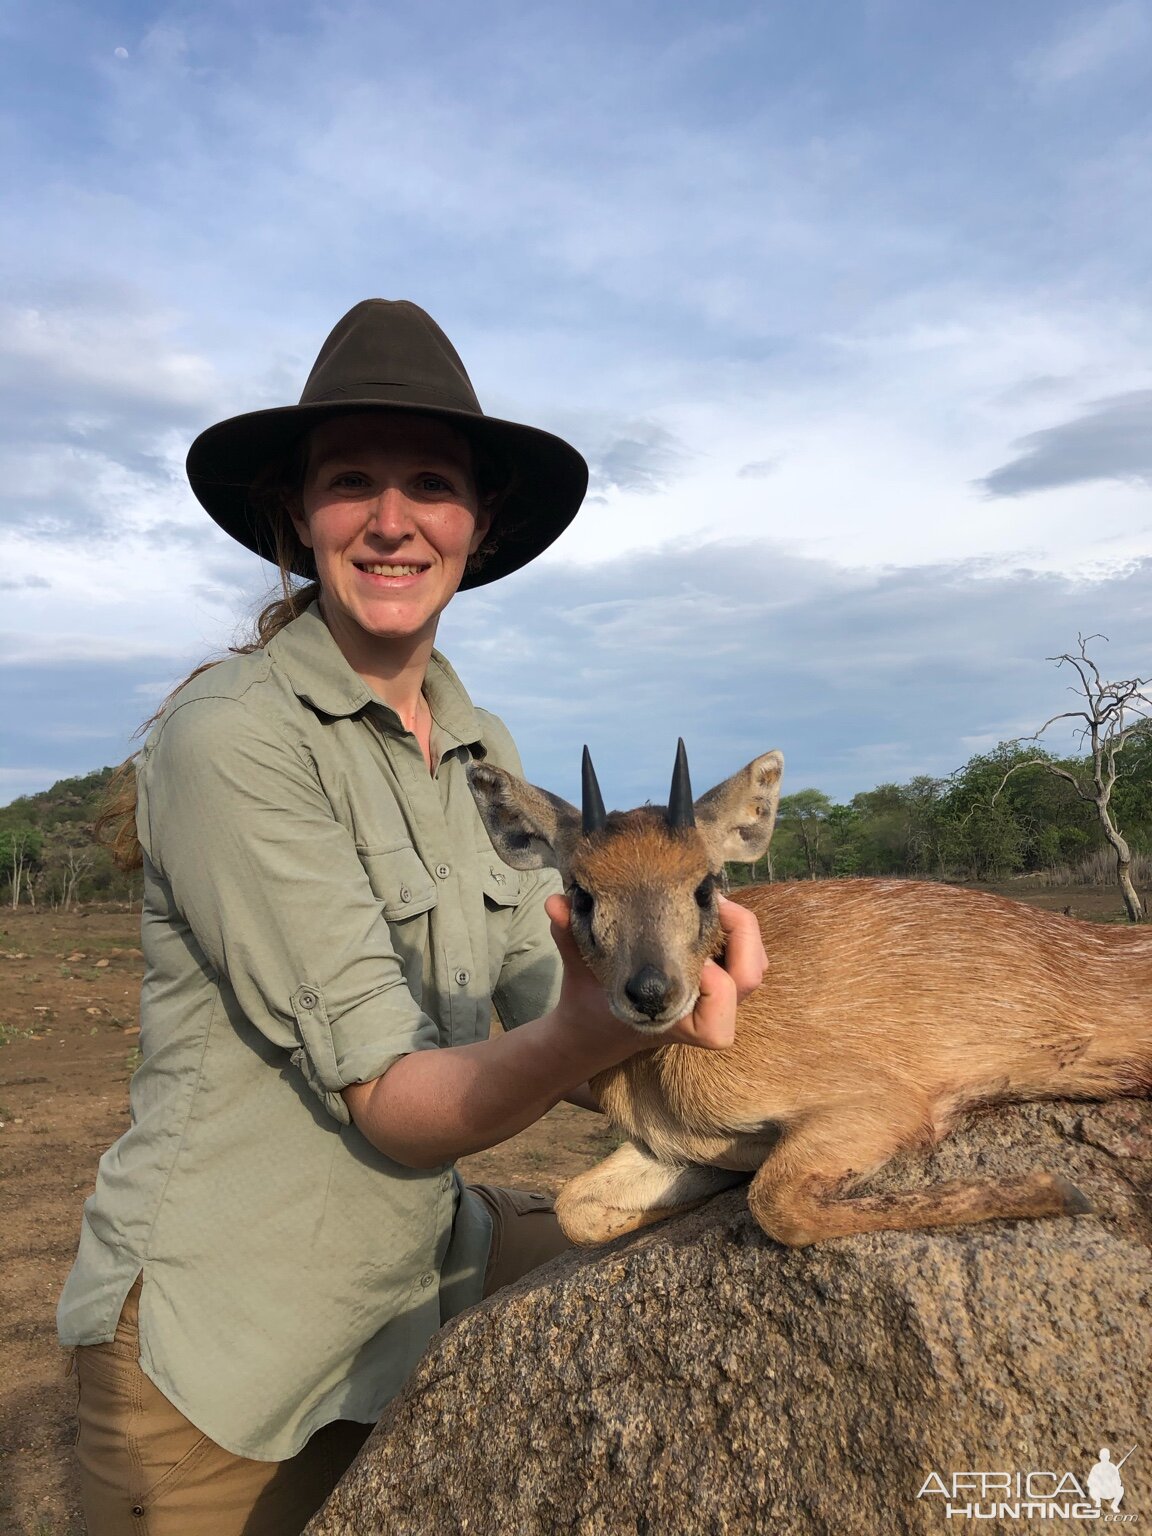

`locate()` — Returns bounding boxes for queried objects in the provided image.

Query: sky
[2,0,1151,810]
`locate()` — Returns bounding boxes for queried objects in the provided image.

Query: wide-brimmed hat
[186,299,588,589]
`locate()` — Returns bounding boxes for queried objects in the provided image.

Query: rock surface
[307,1100,1152,1536]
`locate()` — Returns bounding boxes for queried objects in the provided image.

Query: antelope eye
[570,884,595,919]
[694,875,716,909]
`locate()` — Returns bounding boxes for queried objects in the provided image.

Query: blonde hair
[97,420,512,871]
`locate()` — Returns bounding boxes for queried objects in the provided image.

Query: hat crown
[300,299,483,416]
[186,297,588,590]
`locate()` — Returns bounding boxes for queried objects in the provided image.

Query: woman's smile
[290,413,492,666]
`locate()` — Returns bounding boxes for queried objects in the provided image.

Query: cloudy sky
[2,0,1151,809]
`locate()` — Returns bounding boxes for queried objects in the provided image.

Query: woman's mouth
[356,562,427,577]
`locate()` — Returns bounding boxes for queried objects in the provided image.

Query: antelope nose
[624,964,672,1019]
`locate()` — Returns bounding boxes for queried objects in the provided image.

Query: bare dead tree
[995,635,1150,922]
[58,841,94,912]
[7,829,36,910]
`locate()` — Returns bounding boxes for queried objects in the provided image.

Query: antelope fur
[467,749,1152,1248]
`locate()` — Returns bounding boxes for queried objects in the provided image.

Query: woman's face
[291,413,491,661]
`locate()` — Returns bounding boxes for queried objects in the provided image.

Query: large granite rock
[307,1100,1151,1536]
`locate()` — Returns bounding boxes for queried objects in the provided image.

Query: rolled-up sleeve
[137,695,436,1123]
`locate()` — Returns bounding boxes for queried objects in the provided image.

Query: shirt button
[454,968,470,987]
[435,863,451,879]
[299,990,318,1010]
[419,1273,435,1288]
[399,886,412,903]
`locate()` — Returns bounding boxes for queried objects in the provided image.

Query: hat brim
[186,399,588,590]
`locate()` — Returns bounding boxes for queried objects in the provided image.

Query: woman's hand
[544,892,767,1055]
[544,893,638,1054]
[659,896,767,1050]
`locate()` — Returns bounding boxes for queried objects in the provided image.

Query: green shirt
[57,604,562,1460]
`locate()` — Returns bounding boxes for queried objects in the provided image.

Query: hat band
[305,380,481,414]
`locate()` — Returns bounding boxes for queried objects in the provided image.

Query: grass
[0,1023,35,1045]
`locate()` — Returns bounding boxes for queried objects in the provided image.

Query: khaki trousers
[74,1185,569,1536]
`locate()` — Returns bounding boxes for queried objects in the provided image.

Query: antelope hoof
[1050,1175,1093,1216]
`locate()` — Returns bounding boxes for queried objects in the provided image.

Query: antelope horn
[667,738,695,829]
[581,746,607,835]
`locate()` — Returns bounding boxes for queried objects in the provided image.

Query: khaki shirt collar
[268,602,487,757]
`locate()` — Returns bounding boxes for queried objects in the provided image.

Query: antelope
[468,744,1152,1248]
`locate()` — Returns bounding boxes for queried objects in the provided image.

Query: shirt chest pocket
[358,843,439,920]
[478,855,525,994]
[480,860,523,911]
[358,844,439,1002]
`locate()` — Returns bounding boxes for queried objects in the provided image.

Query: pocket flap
[360,844,438,920]
[481,860,523,908]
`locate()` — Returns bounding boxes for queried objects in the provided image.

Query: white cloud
[0,300,218,417]
[1020,2,1150,87]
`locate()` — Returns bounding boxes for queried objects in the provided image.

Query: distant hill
[0,767,136,907]
[0,766,118,834]
[2,727,1148,912]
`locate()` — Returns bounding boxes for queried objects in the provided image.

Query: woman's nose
[365,487,415,539]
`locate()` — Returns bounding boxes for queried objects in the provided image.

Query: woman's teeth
[359,563,423,576]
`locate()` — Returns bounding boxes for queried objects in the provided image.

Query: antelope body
[468,746,1152,1248]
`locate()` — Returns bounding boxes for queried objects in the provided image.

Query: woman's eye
[570,884,594,919]
[694,875,716,909]
[330,472,369,491]
[417,474,453,495]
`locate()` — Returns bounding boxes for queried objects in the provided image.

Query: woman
[59,300,765,1536]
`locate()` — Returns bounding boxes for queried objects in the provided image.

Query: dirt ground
[0,883,1137,1535]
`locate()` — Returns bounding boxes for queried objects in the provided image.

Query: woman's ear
[469,501,495,556]
[288,503,314,551]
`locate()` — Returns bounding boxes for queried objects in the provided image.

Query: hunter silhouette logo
[917,1445,1138,1521]
[1088,1448,1134,1513]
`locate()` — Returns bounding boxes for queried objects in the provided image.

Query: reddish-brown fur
[573,875,1152,1246]
[467,750,1152,1247]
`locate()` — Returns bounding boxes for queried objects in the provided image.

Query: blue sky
[2,0,1150,808]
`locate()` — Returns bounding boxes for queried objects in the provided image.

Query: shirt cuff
[289,982,437,1125]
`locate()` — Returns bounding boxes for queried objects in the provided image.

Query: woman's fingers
[545,893,621,1026]
[544,892,588,971]
[684,958,738,1048]
[716,896,768,999]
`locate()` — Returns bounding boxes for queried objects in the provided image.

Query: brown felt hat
[186,299,588,589]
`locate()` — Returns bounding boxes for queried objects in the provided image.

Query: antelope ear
[694,751,784,866]
[467,762,582,871]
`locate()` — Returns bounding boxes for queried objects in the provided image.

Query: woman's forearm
[343,891,763,1167]
[342,1011,631,1166]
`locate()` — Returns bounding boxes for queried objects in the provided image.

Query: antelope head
[468,742,783,1031]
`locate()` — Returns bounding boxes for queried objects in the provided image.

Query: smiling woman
[58,297,769,1536]
[291,415,492,707]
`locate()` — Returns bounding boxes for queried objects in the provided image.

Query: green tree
[775,789,835,879]
[0,825,44,907]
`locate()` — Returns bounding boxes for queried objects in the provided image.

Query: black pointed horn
[582,746,607,835]
[667,738,695,829]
